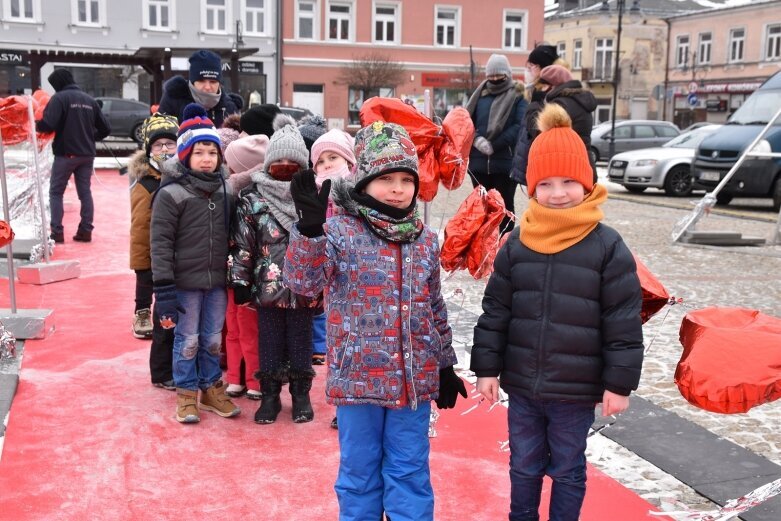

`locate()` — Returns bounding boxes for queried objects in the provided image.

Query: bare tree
[335,51,406,90]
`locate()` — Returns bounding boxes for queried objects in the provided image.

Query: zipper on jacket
[532,255,552,398]
[208,196,215,288]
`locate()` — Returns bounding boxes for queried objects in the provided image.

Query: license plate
[609,167,624,178]
[699,170,720,182]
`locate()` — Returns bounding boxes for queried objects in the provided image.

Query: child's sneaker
[312,354,325,365]
[225,384,246,397]
[132,308,154,339]
[200,380,241,418]
[246,389,262,400]
[176,389,200,424]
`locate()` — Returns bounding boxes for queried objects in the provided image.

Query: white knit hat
[485,54,512,77]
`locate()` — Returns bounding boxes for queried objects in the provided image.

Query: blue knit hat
[177,103,222,166]
[189,50,222,83]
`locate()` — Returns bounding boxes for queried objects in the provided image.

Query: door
[630,124,660,151]
[292,84,324,117]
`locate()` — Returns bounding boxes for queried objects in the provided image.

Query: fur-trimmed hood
[127,149,160,183]
[329,178,361,217]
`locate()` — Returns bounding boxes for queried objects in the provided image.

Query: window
[503,10,525,50]
[296,0,316,40]
[594,38,614,80]
[349,86,394,125]
[243,0,268,36]
[573,39,582,70]
[634,125,655,139]
[698,32,712,65]
[3,0,40,21]
[655,125,679,138]
[434,6,459,47]
[373,3,399,44]
[676,35,690,69]
[203,0,228,33]
[729,28,745,63]
[143,0,173,30]
[612,125,631,139]
[327,1,353,42]
[72,0,103,25]
[556,41,566,63]
[766,24,781,61]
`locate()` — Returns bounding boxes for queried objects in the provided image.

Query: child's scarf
[520,183,607,254]
[356,205,424,244]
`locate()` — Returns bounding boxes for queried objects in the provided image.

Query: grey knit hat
[485,54,512,77]
[353,121,418,193]
[263,113,309,171]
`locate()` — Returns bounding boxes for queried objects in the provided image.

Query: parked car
[590,120,680,163]
[691,70,781,210]
[280,106,314,122]
[607,124,722,196]
[96,97,150,144]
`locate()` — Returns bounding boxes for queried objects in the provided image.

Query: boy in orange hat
[470,103,644,520]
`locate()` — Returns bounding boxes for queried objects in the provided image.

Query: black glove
[233,285,252,306]
[153,283,185,329]
[290,169,330,238]
[436,366,467,409]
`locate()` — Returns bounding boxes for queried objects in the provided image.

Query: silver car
[607,124,722,196]
[590,120,680,163]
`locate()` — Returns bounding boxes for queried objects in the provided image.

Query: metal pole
[27,96,50,263]
[0,135,18,313]
[608,0,624,161]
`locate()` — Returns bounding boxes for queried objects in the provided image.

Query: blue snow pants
[312,312,326,355]
[335,402,433,521]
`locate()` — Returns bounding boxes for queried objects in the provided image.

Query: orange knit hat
[525,103,594,196]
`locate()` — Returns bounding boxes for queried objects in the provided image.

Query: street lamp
[601,0,641,160]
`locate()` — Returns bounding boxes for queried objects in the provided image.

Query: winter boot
[176,388,200,424]
[254,374,283,424]
[289,370,315,423]
[200,380,241,418]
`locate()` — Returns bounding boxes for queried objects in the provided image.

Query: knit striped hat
[177,103,222,166]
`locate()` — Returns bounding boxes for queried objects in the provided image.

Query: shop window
[348,87,393,125]
[433,88,469,120]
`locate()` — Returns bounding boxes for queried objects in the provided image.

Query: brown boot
[200,380,241,418]
[176,388,200,424]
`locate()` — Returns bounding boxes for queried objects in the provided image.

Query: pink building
[280,0,543,131]
[666,0,781,127]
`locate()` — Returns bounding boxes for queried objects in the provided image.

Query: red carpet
[0,171,668,520]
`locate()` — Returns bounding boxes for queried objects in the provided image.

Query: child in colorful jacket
[284,121,467,521]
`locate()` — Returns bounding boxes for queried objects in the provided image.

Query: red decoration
[0,220,14,248]
[0,90,54,148]
[632,254,670,324]
[676,307,781,414]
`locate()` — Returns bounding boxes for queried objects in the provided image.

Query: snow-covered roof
[545,0,770,20]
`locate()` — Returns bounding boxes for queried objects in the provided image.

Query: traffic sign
[688,81,699,94]
[687,93,699,107]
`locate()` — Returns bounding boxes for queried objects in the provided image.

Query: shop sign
[421,72,470,88]
[0,49,24,63]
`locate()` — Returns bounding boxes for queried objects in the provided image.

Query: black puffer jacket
[157,76,242,127]
[150,160,233,290]
[470,225,644,402]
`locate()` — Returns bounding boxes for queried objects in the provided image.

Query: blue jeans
[49,155,95,234]
[172,287,226,391]
[507,392,596,521]
[335,403,433,521]
[312,312,326,355]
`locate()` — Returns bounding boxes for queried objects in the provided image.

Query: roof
[546,0,749,20]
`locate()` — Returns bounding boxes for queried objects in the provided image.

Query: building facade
[280,0,543,131]
[0,0,277,106]
[665,0,781,128]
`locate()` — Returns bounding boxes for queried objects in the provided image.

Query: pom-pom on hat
[528,44,559,69]
[225,134,270,176]
[189,50,222,83]
[176,103,222,166]
[216,127,240,153]
[298,114,329,152]
[485,54,512,77]
[263,113,309,171]
[240,103,281,137]
[141,112,179,156]
[526,103,593,197]
[311,129,356,168]
[48,69,75,92]
[539,65,573,87]
[353,121,418,193]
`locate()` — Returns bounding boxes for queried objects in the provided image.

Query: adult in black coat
[36,68,111,243]
[158,50,242,128]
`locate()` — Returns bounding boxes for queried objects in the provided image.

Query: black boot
[289,370,315,423]
[254,374,283,424]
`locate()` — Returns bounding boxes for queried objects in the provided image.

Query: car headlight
[750,139,772,155]
[633,159,658,167]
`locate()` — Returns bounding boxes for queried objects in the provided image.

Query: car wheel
[663,165,693,197]
[625,186,647,194]
[590,147,599,164]
[132,123,144,144]
[715,192,733,206]
[772,177,781,212]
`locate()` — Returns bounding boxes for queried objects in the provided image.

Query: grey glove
[473,136,494,156]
